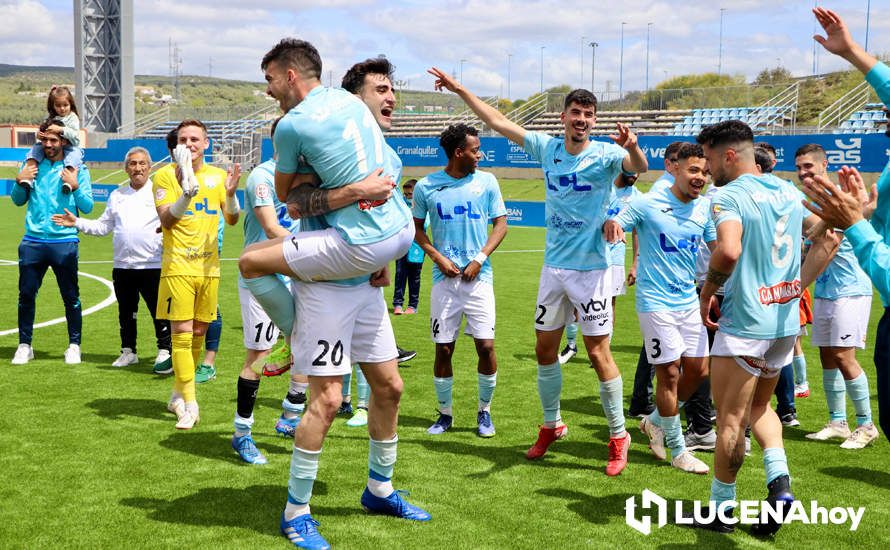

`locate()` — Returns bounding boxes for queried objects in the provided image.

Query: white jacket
[75,179,163,269]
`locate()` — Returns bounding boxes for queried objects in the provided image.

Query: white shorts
[429,278,496,343]
[711,332,796,378]
[638,308,708,364]
[290,281,397,376]
[281,223,413,282]
[811,296,871,349]
[239,286,282,350]
[609,265,626,297]
[534,266,613,336]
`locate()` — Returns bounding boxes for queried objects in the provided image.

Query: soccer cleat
[275,414,300,438]
[605,432,631,476]
[360,488,431,521]
[393,305,404,315]
[558,342,577,364]
[640,414,666,460]
[780,412,800,427]
[405,307,416,315]
[684,428,716,452]
[750,474,794,537]
[262,342,293,377]
[346,407,368,427]
[690,506,736,534]
[477,411,495,438]
[806,420,851,441]
[840,423,879,449]
[794,383,810,398]
[175,409,198,430]
[64,344,81,365]
[338,401,353,416]
[671,450,709,474]
[167,396,184,415]
[526,423,568,460]
[286,391,307,413]
[427,413,453,435]
[195,363,216,383]
[112,348,138,367]
[232,433,268,465]
[280,513,330,549]
[153,349,173,374]
[11,343,34,365]
[396,347,417,364]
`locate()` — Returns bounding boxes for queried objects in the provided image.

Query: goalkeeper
[153,119,241,430]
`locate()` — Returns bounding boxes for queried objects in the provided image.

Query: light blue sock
[648,406,662,428]
[823,368,847,422]
[287,446,320,506]
[234,413,253,436]
[537,362,562,425]
[599,376,626,437]
[368,436,397,480]
[342,372,352,399]
[355,366,370,408]
[792,355,807,385]
[763,447,789,485]
[565,323,578,346]
[845,372,873,426]
[710,478,736,508]
[434,376,454,415]
[478,372,497,411]
[243,275,295,336]
[662,414,684,457]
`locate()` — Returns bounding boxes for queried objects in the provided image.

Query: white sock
[367,477,394,498]
[284,502,310,521]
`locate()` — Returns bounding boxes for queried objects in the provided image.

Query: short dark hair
[754,141,776,157]
[176,119,207,137]
[564,89,597,112]
[695,120,754,148]
[341,57,395,94]
[270,116,282,138]
[665,141,686,161]
[39,118,59,135]
[676,142,704,161]
[794,143,825,159]
[261,38,322,80]
[439,123,479,159]
[165,128,178,152]
[403,178,417,187]
[754,147,774,173]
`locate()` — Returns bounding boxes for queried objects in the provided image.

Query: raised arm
[428,67,526,146]
[813,7,878,75]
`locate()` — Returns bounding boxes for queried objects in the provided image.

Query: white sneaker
[806,420,851,441]
[11,343,33,365]
[671,450,710,474]
[64,344,81,365]
[840,423,879,449]
[175,402,200,430]
[794,382,810,398]
[558,343,577,365]
[640,415,666,460]
[112,348,139,367]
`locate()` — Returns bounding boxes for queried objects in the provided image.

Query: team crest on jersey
[155,188,166,201]
[205,176,220,189]
[577,157,594,171]
[758,280,801,305]
[470,182,484,196]
[256,183,270,199]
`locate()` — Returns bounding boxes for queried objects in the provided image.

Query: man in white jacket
[52,147,172,371]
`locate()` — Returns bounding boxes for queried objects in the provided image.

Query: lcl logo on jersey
[437,201,481,220]
[545,171,592,192]
[188,196,218,216]
[660,234,700,253]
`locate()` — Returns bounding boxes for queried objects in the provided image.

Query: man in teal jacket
[11,121,93,365]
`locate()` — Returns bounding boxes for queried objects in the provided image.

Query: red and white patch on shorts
[758,280,801,306]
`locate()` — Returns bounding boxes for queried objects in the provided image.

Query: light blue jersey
[607,184,642,266]
[523,132,628,270]
[614,186,715,312]
[649,173,674,195]
[814,233,873,300]
[274,86,411,245]
[413,170,506,284]
[864,61,890,305]
[710,173,804,339]
[11,158,93,241]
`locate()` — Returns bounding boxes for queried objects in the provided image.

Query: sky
[1,0,887,100]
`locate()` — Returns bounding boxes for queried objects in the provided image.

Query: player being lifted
[429,67,647,476]
[412,123,508,437]
[604,142,714,475]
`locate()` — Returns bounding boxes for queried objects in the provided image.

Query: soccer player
[11,121,93,365]
[795,144,877,449]
[648,141,684,195]
[412,124,508,437]
[154,119,241,430]
[604,142,714,475]
[248,41,429,549]
[812,5,890,440]
[694,120,830,535]
[51,147,171,371]
[429,66,648,476]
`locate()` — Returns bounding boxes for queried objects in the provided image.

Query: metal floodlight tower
[74,0,134,134]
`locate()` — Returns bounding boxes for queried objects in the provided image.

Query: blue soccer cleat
[280,512,330,549]
[338,401,353,416]
[427,413,453,435]
[231,434,267,465]
[477,411,495,438]
[750,474,794,537]
[360,487,431,521]
[276,414,300,438]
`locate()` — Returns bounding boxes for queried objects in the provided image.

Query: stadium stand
[138,119,270,141]
[671,106,795,135]
[837,103,888,134]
